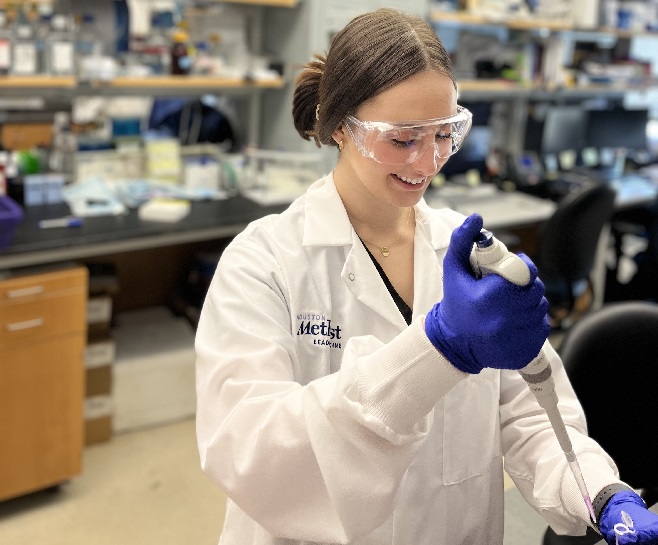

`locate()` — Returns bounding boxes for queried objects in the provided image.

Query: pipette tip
[585,496,596,526]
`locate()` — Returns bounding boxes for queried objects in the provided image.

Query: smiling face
[333,70,458,212]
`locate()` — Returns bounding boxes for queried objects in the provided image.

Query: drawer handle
[6,318,45,332]
[6,286,45,299]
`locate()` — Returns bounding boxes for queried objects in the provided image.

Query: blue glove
[600,490,658,544]
[425,213,550,374]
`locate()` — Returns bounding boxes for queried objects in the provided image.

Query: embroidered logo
[296,312,342,349]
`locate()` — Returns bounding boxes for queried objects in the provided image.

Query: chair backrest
[558,301,658,490]
[537,182,616,284]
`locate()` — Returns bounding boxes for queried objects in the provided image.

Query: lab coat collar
[302,172,452,252]
[302,173,354,248]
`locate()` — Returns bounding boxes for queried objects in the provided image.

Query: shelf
[0,0,299,4]
[220,0,299,6]
[431,11,572,32]
[0,75,76,89]
[430,10,658,37]
[457,79,655,100]
[0,75,284,97]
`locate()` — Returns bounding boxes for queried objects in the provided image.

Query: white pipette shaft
[471,230,597,525]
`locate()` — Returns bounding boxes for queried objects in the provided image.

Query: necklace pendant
[380,247,390,257]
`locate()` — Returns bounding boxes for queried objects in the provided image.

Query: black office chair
[542,301,658,544]
[534,182,617,328]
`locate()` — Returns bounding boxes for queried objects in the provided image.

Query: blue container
[0,196,24,248]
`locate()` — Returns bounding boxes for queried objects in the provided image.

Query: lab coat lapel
[412,201,454,315]
[341,233,408,331]
[303,174,406,331]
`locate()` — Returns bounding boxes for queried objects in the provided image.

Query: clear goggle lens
[344,105,473,166]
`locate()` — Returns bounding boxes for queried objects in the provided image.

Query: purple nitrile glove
[599,490,658,544]
[424,213,550,374]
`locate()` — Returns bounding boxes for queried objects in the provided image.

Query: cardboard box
[87,295,113,340]
[84,339,115,446]
[0,122,52,151]
[84,395,113,445]
[112,307,196,432]
[85,338,116,369]
[86,365,112,398]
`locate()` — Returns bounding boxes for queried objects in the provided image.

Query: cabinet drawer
[0,267,87,301]
[0,267,87,344]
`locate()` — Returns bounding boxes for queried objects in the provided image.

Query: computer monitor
[540,105,587,156]
[441,126,491,178]
[440,102,491,178]
[585,108,648,151]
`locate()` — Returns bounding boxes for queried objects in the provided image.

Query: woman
[196,8,658,545]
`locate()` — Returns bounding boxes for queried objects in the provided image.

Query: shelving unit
[221,0,298,6]
[432,9,658,102]
[429,9,658,38]
[0,75,283,96]
[429,8,658,153]
[0,0,297,147]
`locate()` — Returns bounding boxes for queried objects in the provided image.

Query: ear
[332,125,346,146]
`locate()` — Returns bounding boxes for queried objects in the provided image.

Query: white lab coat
[196,173,622,545]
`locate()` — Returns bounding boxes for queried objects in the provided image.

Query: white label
[13,43,37,75]
[85,340,116,369]
[87,296,113,324]
[84,395,113,419]
[51,42,74,74]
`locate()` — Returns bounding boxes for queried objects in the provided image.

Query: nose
[411,143,439,176]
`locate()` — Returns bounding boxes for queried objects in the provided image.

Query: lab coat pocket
[443,369,501,485]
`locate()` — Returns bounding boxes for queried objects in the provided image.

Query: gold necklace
[359,207,412,257]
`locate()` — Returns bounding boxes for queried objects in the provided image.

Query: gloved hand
[599,490,658,544]
[425,213,550,374]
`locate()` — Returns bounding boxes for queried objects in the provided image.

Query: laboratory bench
[0,195,288,272]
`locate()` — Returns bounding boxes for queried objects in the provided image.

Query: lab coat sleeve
[195,235,467,543]
[499,340,624,535]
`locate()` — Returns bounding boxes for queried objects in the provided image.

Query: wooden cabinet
[0,266,87,501]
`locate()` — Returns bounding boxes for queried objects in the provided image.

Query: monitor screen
[541,106,587,155]
[440,102,491,178]
[440,126,491,177]
[585,108,648,150]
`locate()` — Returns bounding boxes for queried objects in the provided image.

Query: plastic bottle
[0,9,12,75]
[75,13,102,79]
[142,11,173,75]
[47,14,75,75]
[49,111,77,178]
[34,5,53,74]
[170,29,191,75]
[10,5,37,75]
[192,41,213,75]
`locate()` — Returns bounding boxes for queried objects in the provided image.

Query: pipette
[470,229,597,526]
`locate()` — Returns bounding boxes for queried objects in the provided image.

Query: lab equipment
[470,228,597,526]
[424,213,549,373]
[343,105,473,165]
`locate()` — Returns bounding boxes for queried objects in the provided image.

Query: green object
[17,151,41,174]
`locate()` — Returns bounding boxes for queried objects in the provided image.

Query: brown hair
[292,8,456,148]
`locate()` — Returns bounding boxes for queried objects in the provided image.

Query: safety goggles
[344,105,473,166]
